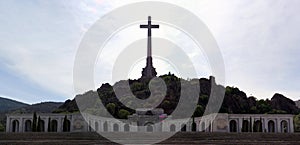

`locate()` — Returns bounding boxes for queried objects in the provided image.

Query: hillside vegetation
[55,74,299,119]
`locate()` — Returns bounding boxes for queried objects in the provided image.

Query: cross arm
[140,25,148,28]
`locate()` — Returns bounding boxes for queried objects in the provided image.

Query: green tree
[0,122,5,132]
[193,105,204,117]
[294,113,300,132]
[32,112,37,132]
[118,109,130,119]
[161,100,171,109]
[256,100,272,113]
[37,116,41,132]
[47,117,51,132]
[106,103,116,115]
[63,115,69,132]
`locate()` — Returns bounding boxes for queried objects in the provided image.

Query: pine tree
[63,115,69,132]
[37,116,41,132]
[32,112,37,132]
[47,117,51,132]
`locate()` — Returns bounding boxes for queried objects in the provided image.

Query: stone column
[57,118,62,132]
[21,118,25,132]
[99,121,103,132]
[263,118,268,133]
[238,118,243,133]
[289,118,294,133]
[131,122,138,132]
[6,117,10,132]
[45,117,49,132]
[277,118,281,133]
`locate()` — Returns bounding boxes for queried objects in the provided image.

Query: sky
[0,0,299,104]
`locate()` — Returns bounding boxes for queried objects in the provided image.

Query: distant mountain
[0,97,29,112]
[11,102,63,114]
[0,99,63,132]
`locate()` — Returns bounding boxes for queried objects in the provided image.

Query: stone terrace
[0,132,300,145]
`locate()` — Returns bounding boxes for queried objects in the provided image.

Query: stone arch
[50,120,58,132]
[124,124,130,132]
[88,120,92,132]
[95,122,99,131]
[25,120,32,132]
[192,122,197,132]
[253,120,262,132]
[281,120,288,133]
[170,124,176,132]
[38,119,45,132]
[201,122,205,132]
[12,120,19,132]
[63,119,71,132]
[145,122,154,132]
[113,123,119,132]
[268,120,275,133]
[103,121,108,132]
[242,120,250,132]
[229,120,238,132]
[181,124,186,132]
[146,125,153,132]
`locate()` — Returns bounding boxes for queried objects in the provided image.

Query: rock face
[270,93,299,114]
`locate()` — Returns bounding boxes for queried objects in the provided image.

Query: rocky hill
[55,74,299,118]
[296,100,300,108]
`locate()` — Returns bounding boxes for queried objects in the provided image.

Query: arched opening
[146,125,153,132]
[88,120,92,132]
[192,122,197,132]
[253,120,262,132]
[268,120,275,132]
[170,124,176,132]
[281,120,288,133]
[113,123,119,132]
[124,124,130,132]
[95,122,99,131]
[103,121,108,132]
[38,120,45,132]
[181,124,186,132]
[12,120,19,132]
[201,122,205,132]
[144,122,154,132]
[242,120,250,132]
[229,120,237,132]
[63,119,71,132]
[25,120,32,132]
[50,120,58,132]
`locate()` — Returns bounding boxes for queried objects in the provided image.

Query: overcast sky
[0,0,299,104]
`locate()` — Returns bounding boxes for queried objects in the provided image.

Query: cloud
[0,0,299,103]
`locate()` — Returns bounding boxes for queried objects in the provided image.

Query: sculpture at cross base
[140,16,159,79]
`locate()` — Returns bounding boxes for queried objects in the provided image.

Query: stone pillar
[238,118,243,133]
[45,117,49,132]
[277,118,281,133]
[108,122,112,132]
[289,118,294,133]
[99,121,103,132]
[131,122,138,132]
[6,117,10,132]
[263,118,268,133]
[21,118,25,132]
[57,118,62,132]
